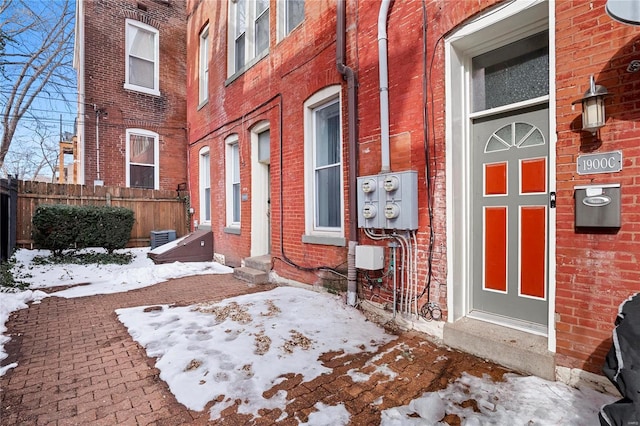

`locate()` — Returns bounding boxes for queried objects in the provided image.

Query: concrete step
[233,266,269,285]
[243,255,272,273]
[443,316,556,380]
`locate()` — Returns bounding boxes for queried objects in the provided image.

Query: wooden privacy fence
[16,181,190,249]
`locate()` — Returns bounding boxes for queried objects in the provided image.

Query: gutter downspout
[336,0,358,306]
[378,0,392,173]
[94,105,101,183]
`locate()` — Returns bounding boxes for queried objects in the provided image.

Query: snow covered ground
[0,247,618,424]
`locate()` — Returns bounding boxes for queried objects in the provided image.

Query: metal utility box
[355,245,385,270]
[574,184,621,228]
[357,171,418,230]
[150,230,177,249]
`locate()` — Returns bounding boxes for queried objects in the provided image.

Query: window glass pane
[231,144,240,223]
[199,30,209,101]
[202,154,210,186]
[258,130,270,163]
[315,102,340,167]
[233,184,240,222]
[316,166,340,228]
[313,99,340,229]
[516,124,545,148]
[287,0,304,33]
[129,57,154,89]
[130,134,154,164]
[255,9,269,55]
[495,124,512,146]
[201,152,211,221]
[485,136,510,153]
[256,0,268,15]
[128,26,154,61]
[472,31,548,112]
[130,165,154,189]
[204,188,211,221]
[232,144,239,181]
[235,33,245,72]
[235,0,246,36]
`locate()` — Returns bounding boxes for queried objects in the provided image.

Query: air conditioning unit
[150,230,176,249]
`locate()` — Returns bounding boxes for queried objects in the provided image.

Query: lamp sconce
[572,75,609,135]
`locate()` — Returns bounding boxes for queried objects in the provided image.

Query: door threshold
[443,315,555,380]
[467,310,548,337]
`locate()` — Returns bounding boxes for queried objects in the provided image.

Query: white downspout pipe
[378,0,392,173]
[94,105,101,183]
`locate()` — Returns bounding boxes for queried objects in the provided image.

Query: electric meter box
[355,245,385,270]
[574,184,621,228]
[357,171,418,230]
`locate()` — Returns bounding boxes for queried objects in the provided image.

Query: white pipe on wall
[378,0,392,173]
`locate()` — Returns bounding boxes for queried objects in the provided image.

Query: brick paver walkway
[1,275,511,425]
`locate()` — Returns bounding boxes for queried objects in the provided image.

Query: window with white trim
[199,147,211,224]
[199,25,209,105]
[226,136,241,227]
[228,0,269,76]
[126,129,159,189]
[125,20,160,96]
[304,86,343,239]
[277,0,304,41]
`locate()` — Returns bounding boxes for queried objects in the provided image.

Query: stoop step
[243,255,272,272]
[233,266,269,284]
[233,256,272,284]
[443,316,556,380]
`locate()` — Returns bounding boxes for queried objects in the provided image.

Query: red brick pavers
[1,275,277,425]
[1,275,511,425]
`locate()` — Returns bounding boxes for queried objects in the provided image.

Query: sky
[1,0,77,179]
[0,247,619,425]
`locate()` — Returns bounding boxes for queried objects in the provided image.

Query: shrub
[32,205,81,256]
[32,205,135,255]
[76,206,135,254]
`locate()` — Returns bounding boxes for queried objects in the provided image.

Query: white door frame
[250,121,270,257]
[444,0,557,351]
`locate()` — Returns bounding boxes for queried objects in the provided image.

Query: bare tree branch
[0,122,59,181]
[0,0,74,168]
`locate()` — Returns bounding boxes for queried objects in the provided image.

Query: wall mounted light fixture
[572,75,609,135]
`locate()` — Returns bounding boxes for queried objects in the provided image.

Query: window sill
[123,83,160,97]
[225,50,269,86]
[301,235,346,247]
[197,99,208,110]
[224,226,241,235]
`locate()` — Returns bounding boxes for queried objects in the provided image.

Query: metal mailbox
[574,184,621,228]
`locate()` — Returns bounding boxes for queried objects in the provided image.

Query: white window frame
[199,147,211,225]
[125,128,159,190]
[199,25,209,105]
[227,0,270,77]
[226,135,241,228]
[303,85,344,243]
[277,0,305,42]
[124,19,160,96]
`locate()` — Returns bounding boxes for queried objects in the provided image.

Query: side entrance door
[471,104,549,328]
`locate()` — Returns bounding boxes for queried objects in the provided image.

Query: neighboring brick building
[186,0,640,387]
[74,0,187,190]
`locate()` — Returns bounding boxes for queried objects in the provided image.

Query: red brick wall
[82,0,187,191]
[187,0,347,276]
[555,0,640,373]
[354,0,499,319]
[186,0,639,375]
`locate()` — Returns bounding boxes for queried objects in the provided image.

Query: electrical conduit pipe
[378,0,392,173]
[336,0,359,306]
